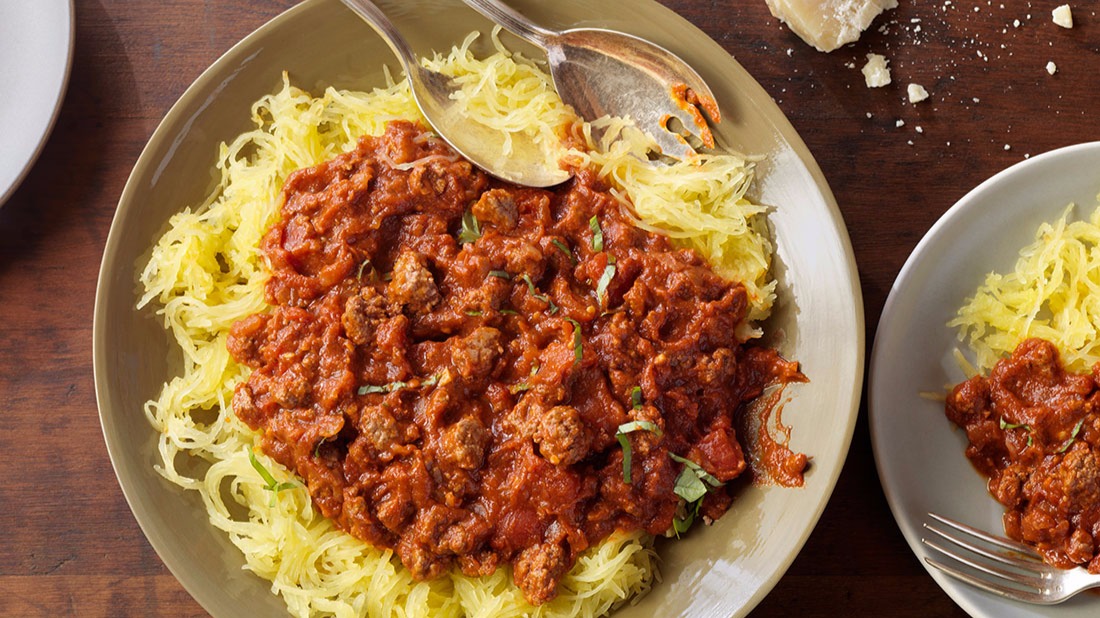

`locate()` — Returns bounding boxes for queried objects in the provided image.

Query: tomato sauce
[227,120,806,604]
[946,338,1100,572]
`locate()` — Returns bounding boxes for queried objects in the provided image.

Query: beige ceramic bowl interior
[94,0,865,616]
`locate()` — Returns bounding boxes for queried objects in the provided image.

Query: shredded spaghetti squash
[138,30,772,618]
[951,200,1100,374]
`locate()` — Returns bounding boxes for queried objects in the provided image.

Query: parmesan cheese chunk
[1052,4,1073,28]
[907,83,930,103]
[1046,61,1058,75]
[862,53,892,88]
[766,0,899,53]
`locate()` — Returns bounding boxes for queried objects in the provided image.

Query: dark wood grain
[2,0,1095,615]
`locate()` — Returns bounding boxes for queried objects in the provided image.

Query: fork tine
[925,557,1051,604]
[923,522,1046,571]
[921,536,1047,590]
[928,512,1043,560]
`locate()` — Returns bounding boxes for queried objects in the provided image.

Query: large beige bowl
[93,0,864,615]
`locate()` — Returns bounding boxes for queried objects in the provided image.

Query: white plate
[0,0,74,207]
[870,142,1100,618]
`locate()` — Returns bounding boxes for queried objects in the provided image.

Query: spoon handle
[338,0,418,71]
[460,0,556,48]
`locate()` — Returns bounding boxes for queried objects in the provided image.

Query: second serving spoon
[460,0,722,160]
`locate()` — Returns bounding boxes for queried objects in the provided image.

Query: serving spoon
[460,0,722,160]
[338,0,572,187]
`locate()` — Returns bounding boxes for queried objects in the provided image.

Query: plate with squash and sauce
[872,142,1100,618]
[93,1,864,616]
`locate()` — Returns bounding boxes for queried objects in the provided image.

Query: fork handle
[460,0,556,48]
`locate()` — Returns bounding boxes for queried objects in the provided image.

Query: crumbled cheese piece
[896,119,905,127]
[916,126,924,133]
[862,53,892,87]
[907,83,930,103]
[765,0,899,52]
[1046,61,1058,75]
[1052,4,1073,28]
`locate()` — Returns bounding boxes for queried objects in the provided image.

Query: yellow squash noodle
[951,200,1100,374]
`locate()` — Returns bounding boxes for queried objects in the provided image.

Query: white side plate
[0,0,74,207]
[871,142,1100,618]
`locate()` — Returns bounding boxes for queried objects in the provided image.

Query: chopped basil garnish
[1057,418,1086,453]
[565,317,583,365]
[465,310,483,316]
[500,308,519,315]
[552,239,576,264]
[489,270,511,280]
[672,500,702,538]
[248,449,298,507]
[595,256,616,305]
[458,210,481,244]
[669,453,723,501]
[520,273,558,312]
[667,453,723,534]
[615,420,662,484]
[356,259,373,280]
[358,374,439,396]
[999,418,1035,447]
[509,365,539,394]
[618,420,662,436]
[589,215,604,251]
[631,386,643,410]
[999,418,1031,431]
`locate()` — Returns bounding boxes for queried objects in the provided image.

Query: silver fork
[921,512,1100,604]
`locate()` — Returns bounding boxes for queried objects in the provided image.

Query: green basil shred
[358,374,439,396]
[615,420,662,484]
[589,215,604,251]
[631,386,643,410]
[356,259,373,280]
[520,274,558,312]
[248,449,298,507]
[552,239,576,264]
[595,256,616,305]
[1057,418,1086,453]
[489,270,511,280]
[668,453,723,534]
[458,210,481,244]
[565,317,583,364]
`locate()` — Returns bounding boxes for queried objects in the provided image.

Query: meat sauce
[946,338,1100,572]
[227,120,806,604]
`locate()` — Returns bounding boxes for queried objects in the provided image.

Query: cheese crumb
[1052,5,1073,28]
[907,83,930,103]
[1046,61,1058,75]
[862,53,892,87]
[765,0,899,53]
[896,119,905,127]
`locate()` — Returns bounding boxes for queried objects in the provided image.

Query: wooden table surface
[2,0,1096,616]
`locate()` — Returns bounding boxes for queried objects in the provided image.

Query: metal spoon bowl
[461,0,721,160]
[339,0,572,187]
